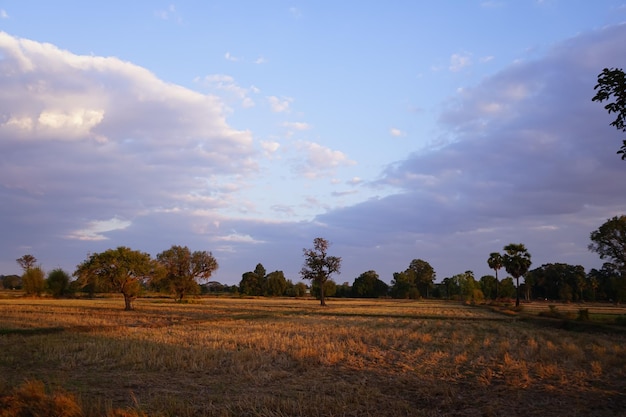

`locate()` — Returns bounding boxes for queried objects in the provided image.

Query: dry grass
[0,296,625,416]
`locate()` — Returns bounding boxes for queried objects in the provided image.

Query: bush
[22,267,45,296]
[47,269,71,298]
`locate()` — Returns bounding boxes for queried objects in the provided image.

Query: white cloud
[267,96,292,112]
[66,217,131,241]
[0,9,8,19]
[390,128,405,137]
[224,52,240,62]
[282,121,311,131]
[294,141,356,178]
[199,74,256,107]
[449,53,472,72]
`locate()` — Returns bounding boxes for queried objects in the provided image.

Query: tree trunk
[515,276,520,307]
[495,270,499,300]
[319,280,326,306]
[123,293,134,311]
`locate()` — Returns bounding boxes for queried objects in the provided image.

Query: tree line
[3,215,626,308]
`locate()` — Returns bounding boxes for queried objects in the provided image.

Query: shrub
[22,267,45,296]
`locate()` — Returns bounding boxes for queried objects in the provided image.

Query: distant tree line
[4,215,626,307]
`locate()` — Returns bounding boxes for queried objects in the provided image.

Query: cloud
[0,9,8,19]
[293,141,356,179]
[390,128,405,137]
[154,5,181,22]
[282,121,311,131]
[66,217,132,241]
[449,53,472,72]
[198,74,256,107]
[310,23,626,280]
[224,52,241,62]
[267,96,293,113]
[0,31,258,269]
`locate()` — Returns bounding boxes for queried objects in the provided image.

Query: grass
[0,296,625,416]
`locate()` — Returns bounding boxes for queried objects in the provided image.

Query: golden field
[0,296,624,416]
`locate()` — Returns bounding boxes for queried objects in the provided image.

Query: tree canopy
[155,245,218,301]
[502,243,532,307]
[300,238,341,306]
[592,67,626,158]
[74,246,156,310]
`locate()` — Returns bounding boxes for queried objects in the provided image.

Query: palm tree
[487,252,503,299]
[502,243,532,307]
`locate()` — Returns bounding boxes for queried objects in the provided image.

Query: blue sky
[2,1,626,286]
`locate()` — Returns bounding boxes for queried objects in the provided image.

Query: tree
[156,245,218,301]
[266,270,288,296]
[589,216,626,302]
[352,270,389,298]
[16,254,37,272]
[487,252,503,299]
[22,266,45,296]
[239,263,267,296]
[408,259,435,298]
[479,275,497,300]
[74,246,156,310]
[300,238,341,306]
[592,67,626,158]
[2,275,21,290]
[47,268,71,298]
[502,243,532,307]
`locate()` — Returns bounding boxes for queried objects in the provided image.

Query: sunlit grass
[0,297,624,416]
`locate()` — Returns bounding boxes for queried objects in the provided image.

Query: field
[0,296,625,416]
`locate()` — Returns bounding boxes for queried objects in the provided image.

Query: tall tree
[300,238,341,306]
[16,254,37,272]
[74,246,156,310]
[502,243,532,307]
[408,259,435,298]
[589,215,626,302]
[156,245,218,301]
[487,252,503,299]
[592,67,626,158]
[47,268,71,298]
[239,263,267,296]
[265,270,288,296]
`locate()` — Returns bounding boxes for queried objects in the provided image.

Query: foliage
[155,245,218,301]
[300,238,341,306]
[74,246,156,310]
[502,243,532,307]
[22,266,45,296]
[525,263,587,302]
[479,275,497,300]
[265,270,288,296]
[487,252,503,298]
[352,270,388,298]
[310,279,337,299]
[292,282,308,297]
[46,268,72,298]
[239,263,267,296]
[499,277,516,298]
[592,67,626,158]
[1,275,21,290]
[390,259,435,299]
[15,254,37,272]
[588,216,626,303]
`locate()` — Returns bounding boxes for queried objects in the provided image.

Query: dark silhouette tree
[47,268,71,298]
[487,252,503,299]
[502,243,532,307]
[589,215,626,302]
[300,238,341,306]
[16,254,37,272]
[592,67,626,158]
[352,270,388,298]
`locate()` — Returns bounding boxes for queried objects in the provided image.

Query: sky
[2,1,626,286]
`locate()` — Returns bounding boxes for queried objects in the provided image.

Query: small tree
[155,245,219,301]
[502,243,532,307]
[589,215,626,303]
[74,247,156,310]
[22,266,45,296]
[300,238,341,306]
[16,254,37,272]
[266,271,288,296]
[46,268,71,298]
